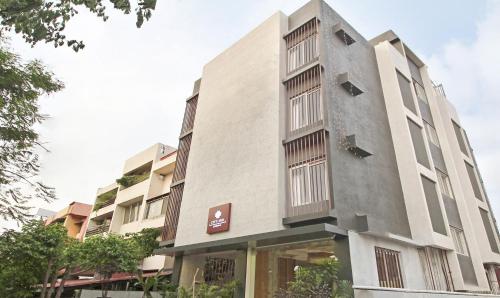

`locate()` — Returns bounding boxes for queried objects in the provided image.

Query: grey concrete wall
[443,195,462,228]
[408,118,431,169]
[421,175,447,235]
[457,254,478,286]
[317,0,411,237]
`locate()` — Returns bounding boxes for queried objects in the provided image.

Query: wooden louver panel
[285,18,319,73]
[181,96,198,135]
[285,130,330,217]
[172,133,192,183]
[285,65,322,134]
[162,183,184,241]
[375,247,404,288]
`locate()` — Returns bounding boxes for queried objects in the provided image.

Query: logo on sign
[207,203,231,234]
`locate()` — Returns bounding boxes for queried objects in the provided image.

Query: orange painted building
[45,202,92,241]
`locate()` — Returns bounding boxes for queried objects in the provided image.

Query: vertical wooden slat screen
[375,247,404,288]
[418,247,454,291]
[285,18,319,73]
[285,130,329,217]
[285,65,322,134]
[162,95,198,241]
[204,257,236,286]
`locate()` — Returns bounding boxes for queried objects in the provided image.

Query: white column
[245,245,257,298]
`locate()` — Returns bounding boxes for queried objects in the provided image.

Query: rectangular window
[285,18,318,73]
[396,70,417,114]
[286,65,322,133]
[414,81,428,103]
[123,201,142,224]
[204,257,235,285]
[479,208,500,253]
[407,118,430,168]
[424,122,440,148]
[436,170,454,199]
[450,226,468,256]
[290,87,322,130]
[418,247,454,291]
[144,195,167,219]
[452,121,469,156]
[375,247,404,288]
[465,161,483,201]
[290,161,327,207]
[421,175,447,235]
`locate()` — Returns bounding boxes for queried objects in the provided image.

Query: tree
[275,257,353,298]
[0,0,157,222]
[80,233,142,298]
[0,43,63,222]
[0,220,68,298]
[0,0,157,52]
[53,238,84,298]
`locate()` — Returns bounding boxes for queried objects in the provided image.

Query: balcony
[85,224,110,237]
[93,188,118,212]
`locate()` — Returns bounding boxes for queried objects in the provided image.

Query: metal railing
[85,224,110,237]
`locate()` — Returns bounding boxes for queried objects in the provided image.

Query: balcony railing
[85,224,110,237]
[285,18,319,74]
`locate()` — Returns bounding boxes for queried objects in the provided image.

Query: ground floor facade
[159,227,500,298]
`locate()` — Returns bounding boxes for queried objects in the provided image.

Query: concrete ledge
[354,286,499,297]
[155,223,347,256]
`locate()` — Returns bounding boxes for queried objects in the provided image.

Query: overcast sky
[2,0,499,230]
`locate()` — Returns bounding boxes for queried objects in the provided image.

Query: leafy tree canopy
[0,220,68,298]
[0,0,157,52]
[0,42,63,222]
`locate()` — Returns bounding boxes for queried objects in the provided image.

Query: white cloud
[426,0,500,218]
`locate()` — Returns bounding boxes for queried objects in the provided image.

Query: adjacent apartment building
[155,1,500,297]
[45,202,92,241]
[85,143,177,272]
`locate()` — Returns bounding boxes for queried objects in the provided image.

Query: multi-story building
[155,1,500,297]
[85,143,177,272]
[45,202,92,241]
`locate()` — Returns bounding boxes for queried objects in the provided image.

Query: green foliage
[172,280,241,298]
[116,172,150,189]
[275,258,353,298]
[127,227,161,260]
[0,220,68,298]
[93,188,118,211]
[0,0,157,52]
[0,42,63,222]
[134,269,167,298]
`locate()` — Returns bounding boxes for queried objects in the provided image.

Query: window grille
[204,257,235,285]
[285,130,330,217]
[375,247,404,288]
[414,80,428,103]
[285,18,319,73]
[285,65,322,133]
[123,201,142,224]
[424,121,440,148]
[418,247,454,291]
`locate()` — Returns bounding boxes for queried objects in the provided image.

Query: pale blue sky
[2,0,499,229]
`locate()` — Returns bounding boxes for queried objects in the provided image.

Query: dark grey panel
[421,175,447,235]
[318,1,411,238]
[443,195,462,228]
[479,208,499,253]
[407,57,423,86]
[408,118,431,169]
[465,162,483,201]
[430,143,447,173]
[452,121,469,156]
[418,100,434,126]
[457,254,478,285]
[396,71,417,114]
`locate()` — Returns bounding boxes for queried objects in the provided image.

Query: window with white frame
[436,170,454,199]
[123,201,142,224]
[290,160,327,207]
[450,226,468,256]
[290,87,322,131]
[424,121,440,148]
[144,196,166,219]
[285,18,318,73]
[414,80,428,103]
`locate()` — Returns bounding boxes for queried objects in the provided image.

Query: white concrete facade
[85,143,177,271]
